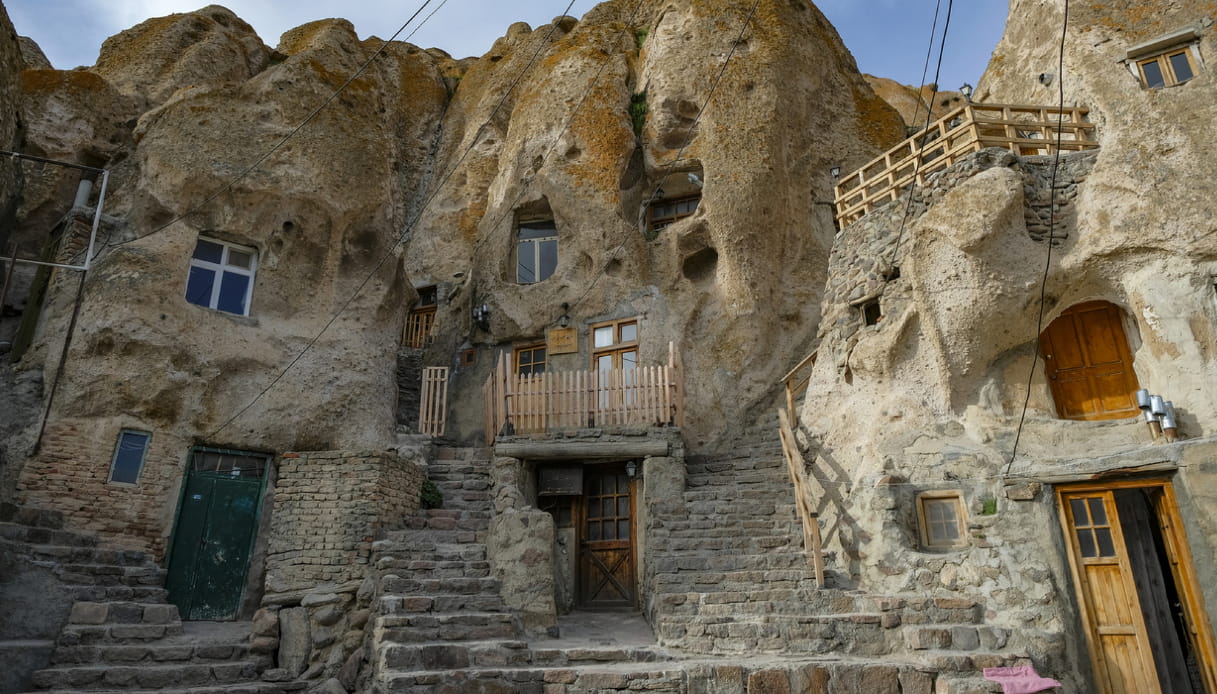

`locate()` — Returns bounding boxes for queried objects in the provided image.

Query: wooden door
[1061,490,1161,694]
[1041,301,1141,420]
[578,468,635,608]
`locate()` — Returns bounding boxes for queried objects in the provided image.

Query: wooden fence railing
[419,366,449,437]
[403,306,436,349]
[780,348,817,417]
[483,342,684,444]
[777,406,825,587]
[834,103,1099,226]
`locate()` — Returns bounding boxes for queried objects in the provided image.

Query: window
[186,238,257,316]
[108,430,151,484]
[648,196,699,232]
[861,300,882,326]
[517,222,557,284]
[917,491,967,549]
[591,318,638,372]
[191,447,268,479]
[514,342,546,376]
[404,286,438,349]
[1137,48,1197,88]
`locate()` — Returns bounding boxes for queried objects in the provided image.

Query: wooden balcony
[834,103,1099,227]
[483,343,685,444]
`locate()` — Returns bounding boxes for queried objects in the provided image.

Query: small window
[1137,48,1197,87]
[186,237,257,316]
[515,342,546,376]
[191,447,268,479]
[648,195,700,232]
[517,222,557,284]
[404,285,438,349]
[109,430,151,485]
[861,300,882,326]
[917,491,967,549]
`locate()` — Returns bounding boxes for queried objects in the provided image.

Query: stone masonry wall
[266,450,424,597]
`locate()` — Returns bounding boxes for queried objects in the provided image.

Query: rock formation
[2,0,903,552]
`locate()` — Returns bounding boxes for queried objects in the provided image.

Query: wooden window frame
[1135,46,1198,88]
[514,342,547,376]
[916,491,967,550]
[590,318,639,371]
[647,195,700,233]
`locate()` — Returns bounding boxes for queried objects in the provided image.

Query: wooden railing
[483,342,684,444]
[780,348,817,417]
[778,407,825,587]
[834,103,1099,226]
[419,366,449,437]
[403,306,436,349]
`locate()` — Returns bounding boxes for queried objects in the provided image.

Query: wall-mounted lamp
[558,302,570,328]
[959,82,974,102]
[829,165,841,180]
[625,461,637,478]
[1037,72,1054,86]
[473,303,490,331]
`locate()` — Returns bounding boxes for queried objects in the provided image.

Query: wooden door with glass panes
[1061,490,1161,694]
[578,467,635,607]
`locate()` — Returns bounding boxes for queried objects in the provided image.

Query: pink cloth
[982,665,1063,694]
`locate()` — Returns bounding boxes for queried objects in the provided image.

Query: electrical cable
[1005,0,1071,477]
[905,0,945,144]
[208,0,579,439]
[886,0,953,267]
[568,0,763,314]
[108,0,440,248]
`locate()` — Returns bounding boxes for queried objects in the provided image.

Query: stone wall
[265,450,424,597]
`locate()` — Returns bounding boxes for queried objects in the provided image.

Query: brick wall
[266,450,423,595]
[17,418,188,558]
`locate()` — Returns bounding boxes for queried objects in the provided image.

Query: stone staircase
[369,447,683,693]
[0,504,284,694]
[644,420,1029,686]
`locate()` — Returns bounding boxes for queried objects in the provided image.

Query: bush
[630,92,648,136]
[420,479,443,509]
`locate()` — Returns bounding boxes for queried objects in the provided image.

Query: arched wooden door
[1041,301,1141,420]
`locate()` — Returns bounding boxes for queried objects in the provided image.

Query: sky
[5,0,1008,91]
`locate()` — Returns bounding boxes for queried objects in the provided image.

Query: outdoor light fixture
[625,461,637,478]
[559,302,570,328]
[473,303,490,330]
[829,165,841,179]
[1038,72,1054,86]
[959,83,974,102]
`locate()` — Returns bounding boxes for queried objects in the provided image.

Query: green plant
[979,495,998,516]
[420,479,443,509]
[634,28,648,49]
[630,92,648,136]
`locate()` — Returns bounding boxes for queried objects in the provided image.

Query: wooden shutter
[1041,301,1141,420]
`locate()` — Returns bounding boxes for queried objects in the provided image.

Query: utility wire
[208,0,579,439]
[568,0,763,314]
[108,0,440,249]
[905,0,944,144]
[887,0,953,267]
[1005,0,1071,476]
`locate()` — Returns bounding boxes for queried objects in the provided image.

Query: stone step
[374,542,488,563]
[0,503,68,529]
[379,593,509,615]
[373,558,491,579]
[2,540,155,567]
[69,586,171,604]
[0,526,97,549]
[29,660,262,690]
[648,553,809,573]
[380,664,686,693]
[904,624,1009,652]
[50,640,255,666]
[378,639,530,671]
[402,516,490,533]
[67,602,181,627]
[652,535,802,552]
[377,612,519,643]
[58,623,186,647]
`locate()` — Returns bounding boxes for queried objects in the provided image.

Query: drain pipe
[1161,401,1179,443]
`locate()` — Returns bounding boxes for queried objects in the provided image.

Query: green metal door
[166,449,266,621]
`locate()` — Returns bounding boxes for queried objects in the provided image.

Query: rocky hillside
[1,0,905,472]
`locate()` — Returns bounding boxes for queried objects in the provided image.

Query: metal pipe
[1150,395,1166,417]
[73,179,92,208]
[1135,389,1151,410]
[1144,408,1160,439]
[0,149,105,173]
[84,169,109,271]
[1162,400,1178,442]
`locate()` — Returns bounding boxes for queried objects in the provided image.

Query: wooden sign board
[547,327,577,355]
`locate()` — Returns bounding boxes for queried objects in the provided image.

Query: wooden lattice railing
[834,103,1099,226]
[419,366,449,437]
[483,342,684,444]
[403,306,436,349]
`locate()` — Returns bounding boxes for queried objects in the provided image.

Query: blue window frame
[186,238,257,315]
[109,430,151,485]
